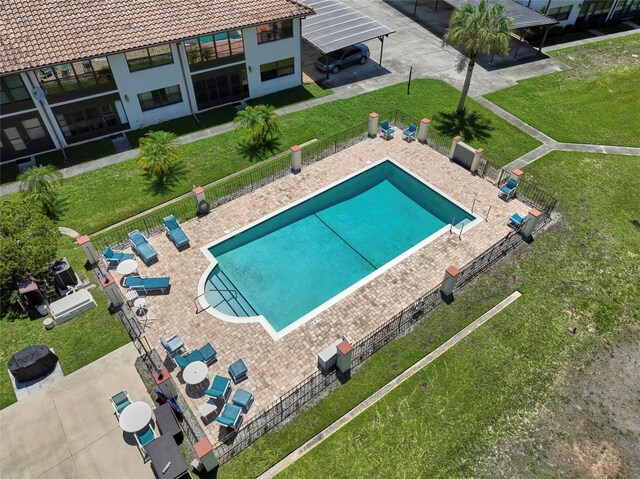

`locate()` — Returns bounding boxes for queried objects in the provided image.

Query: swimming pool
[198,158,478,339]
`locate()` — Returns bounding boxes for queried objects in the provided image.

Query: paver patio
[113,135,527,445]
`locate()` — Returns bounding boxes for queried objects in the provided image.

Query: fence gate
[452,142,475,170]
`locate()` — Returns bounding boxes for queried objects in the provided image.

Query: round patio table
[183,361,208,385]
[133,297,147,316]
[118,401,152,433]
[116,259,138,276]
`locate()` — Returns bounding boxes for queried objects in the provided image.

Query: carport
[302,0,395,79]
[423,0,558,54]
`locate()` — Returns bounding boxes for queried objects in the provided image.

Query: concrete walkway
[258,291,522,478]
[0,343,155,479]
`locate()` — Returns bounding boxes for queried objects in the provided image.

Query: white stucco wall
[108,43,193,129]
[514,0,581,26]
[242,18,302,98]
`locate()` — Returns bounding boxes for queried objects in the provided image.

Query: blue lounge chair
[163,215,190,249]
[103,246,135,267]
[123,275,170,294]
[109,390,131,419]
[215,403,243,430]
[228,359,248,383]
[403,123,417,141]
[128,230,158,263]
[173,349,204,369]
[500,179,518,201]
[205,375,231,400]
[232,389,254,412]
[509,213,527,231]
[134,425,157,460]
[380,120,395,140]
[160,335,184,355]
[199,343,217,364]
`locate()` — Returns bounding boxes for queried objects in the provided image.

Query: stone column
[510,168,524,182]
[101,274,124,308]
[522,208,543,238]
[153,368,178,400]
[440,265,460,298]
[471,148,484,173]
[336,340,353,373]
[417,118,430,143]
[368,112,379,138]
[194,438,219,472]
[192,186,208,215]
[449,135,462,160]
[77,235,100,266]
[291,144,302,173]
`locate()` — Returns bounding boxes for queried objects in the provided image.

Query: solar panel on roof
[302,0,395,53]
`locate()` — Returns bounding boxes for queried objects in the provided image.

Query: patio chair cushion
[160,335,184,354]
[137,426,156,448]
[403,123,417,137]
[215,403,242,429]
[111,390,131,414]
[205,375,230,399]
[198,343,217,364]
[501,179,518,195]
[123,275,170,292]
[232,389,254,411]
[228,359,248,383]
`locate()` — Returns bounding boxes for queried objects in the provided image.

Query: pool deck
[114,136,527,444]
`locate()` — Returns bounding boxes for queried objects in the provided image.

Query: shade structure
[8,345,58,383]
[302,0,395,54]
[442,0,557,29]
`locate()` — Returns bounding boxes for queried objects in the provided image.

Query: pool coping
[197,156,483,341]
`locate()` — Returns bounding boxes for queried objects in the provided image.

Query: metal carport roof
[302,0,395,54]
[442,0,557,29]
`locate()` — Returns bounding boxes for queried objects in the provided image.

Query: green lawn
[0,80,540,235]
[486,34,640,146]
[216,151,639,478]
[0,237,130,409]
[246,83,333,109]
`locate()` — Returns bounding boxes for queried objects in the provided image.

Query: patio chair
[123,275,170,294]
[205,375,231,400]
[508,213,527,232]
[160,335,185,356]
[228,358,248,383]
[134,425,157,460]
[163,215,190,249]
[198,342,217,364]
[102,246,135,267]
[173,349,204,369]
[109,390,131,419]
[128,230,158,264]
[215,403,243,430]
[232,388,254,412]
[380,120,395,140]
[402,123,417,141]
[500,179,518,201]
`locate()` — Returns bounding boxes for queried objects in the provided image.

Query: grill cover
[8,345,58,382]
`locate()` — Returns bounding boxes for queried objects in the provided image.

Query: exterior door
[0,112,54,161]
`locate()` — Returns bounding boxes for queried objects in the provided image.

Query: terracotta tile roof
[0,0,314,74]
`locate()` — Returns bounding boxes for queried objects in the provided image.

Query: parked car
[315,43,370,74]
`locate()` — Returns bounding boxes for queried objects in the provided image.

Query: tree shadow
[433,110,494,143]
[236,137,282,162]
[143,161,187,196]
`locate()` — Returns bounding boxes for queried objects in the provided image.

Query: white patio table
[118,401,152,433]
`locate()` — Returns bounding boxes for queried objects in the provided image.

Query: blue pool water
[204,160,475,333]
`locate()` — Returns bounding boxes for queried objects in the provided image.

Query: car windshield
[327,49,346,60]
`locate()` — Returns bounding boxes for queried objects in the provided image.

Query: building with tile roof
[1,0,314,162]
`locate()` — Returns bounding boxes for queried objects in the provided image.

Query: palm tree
[137,130,179,185]
[18,165,63,219]
[444,0,513,114]
[235,105,280,147]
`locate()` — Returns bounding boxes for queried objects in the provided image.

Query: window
[55,103,121,138]
[193,69,248,109]
[260,58,295,82]
[125,46,174,71]
[1,75,31,105]
[36,57,113,97]
[256,19,294,44]
[547,5,573,20]
[137,85,182,111]
[184,31,244,68]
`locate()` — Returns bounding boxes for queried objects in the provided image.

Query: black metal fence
[301,121,369,166]
[210,213,554,465]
